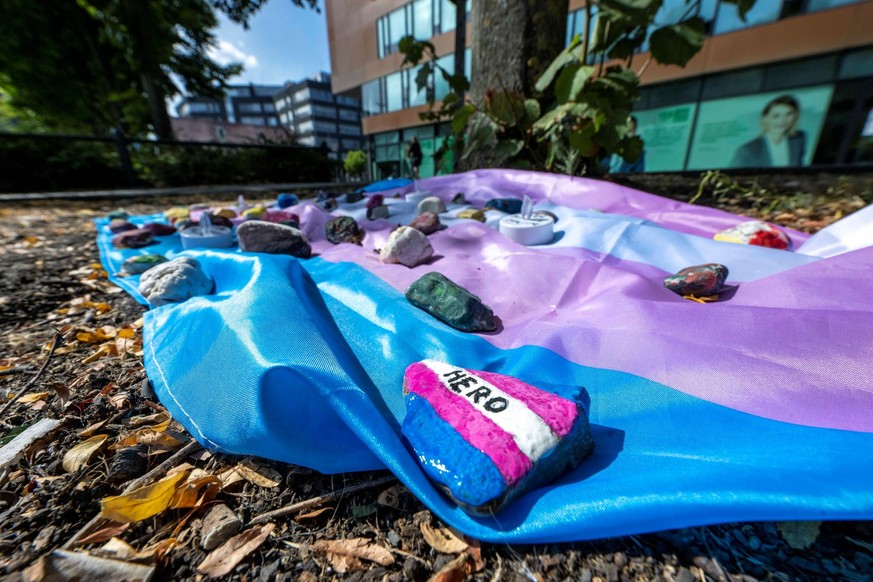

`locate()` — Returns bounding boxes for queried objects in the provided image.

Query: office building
[273,72,364,160]
[176,84,283,127]
[326,0,873,178]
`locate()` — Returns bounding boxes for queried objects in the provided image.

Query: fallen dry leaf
[429,552,474,582]
[62,434,109,473]
[82,343,118,364]
[18,392,50,404]
[197,523,275,578]
[169,474,222,509]
[231,458,281,488]
[294,506,333,522]
[778,520,821,550]
[74,522,130,546]
[99,470,188,523]
[78,419,109,438]
[377,484,405,510]
[312,537,395,574]
[93,536,177,563]
[420,522,468,554]
[23,550,154,582]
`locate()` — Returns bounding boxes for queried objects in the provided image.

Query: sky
[210,1,331,87]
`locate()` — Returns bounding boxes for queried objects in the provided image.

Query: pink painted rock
[366,194,384,209]
[261,210,300,227]
[112,228,154,249]
[409,211,441,235]
[401,360,594,515]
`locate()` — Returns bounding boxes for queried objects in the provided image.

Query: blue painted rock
[664,263,729,296]
[142,222,177,236]
[417,196,447,215]
[379,226,434,267]
[277,193,299,209]
[451,192,466,205]
[366,194,384,209]
[367,205,390,220]
[261,210,300,228]
[401,360,594,515]
[122,254,169,275]
[409,211,441,235]
[107,209,129,221]
[485,198,523,214]
[714,220,792,250]
[138,257,213,307]
[325,216,363,245]
[237,221,311,258]
[112,228,154,249]
[405,272,497,332]
[345,192,364,204]
[109,219,137,234]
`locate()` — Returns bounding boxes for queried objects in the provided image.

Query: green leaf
[452,103,476,134]
[447,74,470,94]
[414,65,431,92]
[555,64,596,103]
[648,17,706,67]
[493,139,524,162]
[490,92,525,126]
[461,113,499,160]
[568,120,598,157]
[721,0,756,20]
[534,36,583,93]
[522,99,541,126]
[398,35,415,55]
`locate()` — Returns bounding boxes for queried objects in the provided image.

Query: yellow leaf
[231,460,281,488]
[63,434,109,473]
[117,328,136,339]
[82,343,118,364]
[217,468,244,489]
[99,470,188,524]
[420,522,468,554]
[169,475,222,509]
[18,392,50,403]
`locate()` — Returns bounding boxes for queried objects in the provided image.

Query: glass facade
[377,0,471,58]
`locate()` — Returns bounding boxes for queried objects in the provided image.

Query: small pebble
[200,505,241,550]
[417,196,447,215]
[409,211,441,235]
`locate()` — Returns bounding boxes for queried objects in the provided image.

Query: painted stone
[664,263,729,297]
[458,209,486,222]
[261,210,300,228]
[242,205,267,219]
[366,194,384,209]
[316,191,330,203]
[326,216,363,245]
[164,206,189,222]
[401,360,594,515]
[714,220,792,250]
[109,219,137,234]
[485,198,523,214]
[142,222,177,236]
[277,193,299,209]
[380,226,434,267]
[214,208,238,219]
[409,211,441,235]
[367,205,390,220]
[345,192,364,204]
[237,221,311,258]
[112,228,154,249]
[122,254,168,275]
[138,257,213,307]
[417,196,447,215]
[107,209,129,221]
[451,192,466,205]
[323,197,339,211]
[405,272,497,332]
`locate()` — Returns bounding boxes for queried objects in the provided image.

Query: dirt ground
[1,172,872,582]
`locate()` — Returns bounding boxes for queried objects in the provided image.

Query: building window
[297,120,314,134]
[339,108,359,122]
[294,88,310,103]
[263,102,275,112]
[337,95,358,106]
[363,79,385,116]
[412,0,434,39]
[407,64,430,108]
[713,0,783,35]
[339,124,362,136]
[238,102,262,113]
[240,116,266,125]
[806,0,865,11]
[294,105,312,119]
[310,88,335,103]
[312,104,337,118]
[267,117,279,126]
[298,135,316,146]
[386,71,405,113]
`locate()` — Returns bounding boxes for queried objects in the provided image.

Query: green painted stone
[405,272,497,332]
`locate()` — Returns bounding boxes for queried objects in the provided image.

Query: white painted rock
[417,196,447,215]
[380,226,434,268]
[138,257,213,307]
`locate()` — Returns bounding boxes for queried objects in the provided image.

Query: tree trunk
[141,72,174,140]
[461,0,567,170]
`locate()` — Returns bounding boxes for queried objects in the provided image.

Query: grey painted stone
[417,196,447,215]
[380,226,434,267]
[138,257,213,307]
[405,272,497,332]
[200,504,241,550]
[237,221,311,258]
[367,205,390,220]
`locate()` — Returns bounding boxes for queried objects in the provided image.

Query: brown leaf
[231,459,281,488]
[23,550,154,582]
[294,506,333,523]
[430,552,473,582]
[62,434,109,473]
[197,523,275,578]
[420,522,468,554]
[73,522,130,546]
[169,475,222,509]
[312,538,395,567]
[377,484,405,510]
[778,521,821,550]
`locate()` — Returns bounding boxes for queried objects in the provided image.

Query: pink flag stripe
[473,370,578,437]
[405,362,532,485]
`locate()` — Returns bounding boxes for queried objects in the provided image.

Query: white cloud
[209,39,258,69]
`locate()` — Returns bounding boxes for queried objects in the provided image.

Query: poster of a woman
[730,95,806,168]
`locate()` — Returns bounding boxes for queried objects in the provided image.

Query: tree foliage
[343,149,368,177]
[0,0,316,138]
[402,0,756,175]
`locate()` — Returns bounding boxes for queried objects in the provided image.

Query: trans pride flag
[96,169,873,543]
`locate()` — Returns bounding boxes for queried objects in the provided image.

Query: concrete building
[176,84,283,127]
[325,0,873,178]
[273,72,364,160]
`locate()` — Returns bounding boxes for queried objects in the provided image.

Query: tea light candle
[499,212,555,246]
[180,213,235,249]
